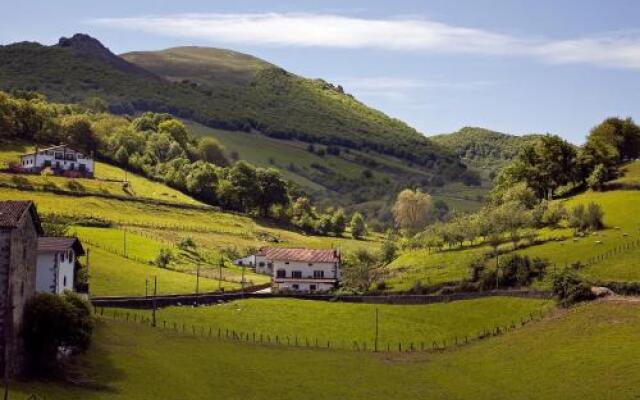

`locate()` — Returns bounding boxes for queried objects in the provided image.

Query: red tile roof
[265,248,339,263]
[37,237,85,256]
[0,201,43,233]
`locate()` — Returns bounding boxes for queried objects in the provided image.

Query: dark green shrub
[23,292,94,375]
[552,270,595,306]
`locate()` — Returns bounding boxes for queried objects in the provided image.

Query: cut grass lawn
[12,301,640,399]
[114,297,553,348]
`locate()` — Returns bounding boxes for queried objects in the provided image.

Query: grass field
[385,247,484,291]
[112,297,552,347]
[0,142,201,205]
[10,300,640,399]
[86,248,241,296]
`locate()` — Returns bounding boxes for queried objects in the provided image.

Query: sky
[2,0,640,144]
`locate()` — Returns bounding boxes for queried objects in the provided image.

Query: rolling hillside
[431,127,543,177]
[385,160,640,292]
[0,143,378,296]
[0,34,477,215]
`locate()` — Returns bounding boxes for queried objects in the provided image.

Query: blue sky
[3,0,640,143]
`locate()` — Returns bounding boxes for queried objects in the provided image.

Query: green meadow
[11,301,640,400]
[111,296,552,347]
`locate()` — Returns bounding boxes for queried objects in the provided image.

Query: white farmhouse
[19,145,95,177]
[233,248,270,274]
[267,248,340,293]
[36,237,85,294]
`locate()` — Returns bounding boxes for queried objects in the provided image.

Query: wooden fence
[95,305,549,354]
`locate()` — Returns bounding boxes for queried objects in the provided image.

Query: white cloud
[89,13,640,69]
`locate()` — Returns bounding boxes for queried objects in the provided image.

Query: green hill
[431,127,543,176]
[0,34,477,214]
[385,160,640,292]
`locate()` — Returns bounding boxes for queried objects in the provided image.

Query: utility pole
[196,262,200,295]
[86,248,91,296]
[152,275,157,327]
[241,263,246,293]
[374,307,379,352]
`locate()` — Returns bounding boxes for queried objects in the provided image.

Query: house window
[292,284,299,290]
[310,284,316,292]
[68,250,74,263]
[291,271,302,279]
[258,262,265,267]
[60,251,66,262]
[308,263,313,266]
[63,276,67,287]
[276,269,286,278]
[313,270,324,279]
[284,261,289,265]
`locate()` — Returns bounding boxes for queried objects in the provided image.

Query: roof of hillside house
[265,248,340,263]
[0,201,43,233]
[20,144,90,157]
[38,237,85,256]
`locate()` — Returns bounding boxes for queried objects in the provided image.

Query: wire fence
[95,306,549,354]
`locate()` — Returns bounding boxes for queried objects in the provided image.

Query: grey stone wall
[0,215,38,377]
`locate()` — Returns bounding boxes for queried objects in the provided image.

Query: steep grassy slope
[188,122,488,213]
[12,301,640,399]
[0,142,202,205]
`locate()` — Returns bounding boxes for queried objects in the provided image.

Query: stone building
[0,201,41,377]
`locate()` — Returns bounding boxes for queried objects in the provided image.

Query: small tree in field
[350,212,367,239]
[587,163,607,191]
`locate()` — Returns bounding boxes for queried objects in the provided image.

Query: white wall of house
[234,254,271,275]
[254,255,271,275]
[20,147,94,175]
[272,260,340,293]
[36,249,76,294]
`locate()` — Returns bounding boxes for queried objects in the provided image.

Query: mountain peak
[56,33,158,79]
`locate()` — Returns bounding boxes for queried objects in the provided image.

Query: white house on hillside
[236,247,341,293]
[269,248,341,293]
[19,145,95,177]
[233,247,270,274]
[36,236,85,294]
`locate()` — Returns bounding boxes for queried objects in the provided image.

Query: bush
[155,248,173,268]
[177,236,196,250]
[23,292,94,375]
[552,270,595,307]
[568,203,604,232]
[473,255,548,289]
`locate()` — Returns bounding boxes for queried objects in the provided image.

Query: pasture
[11,301,640,400]
[110,296,553,348]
